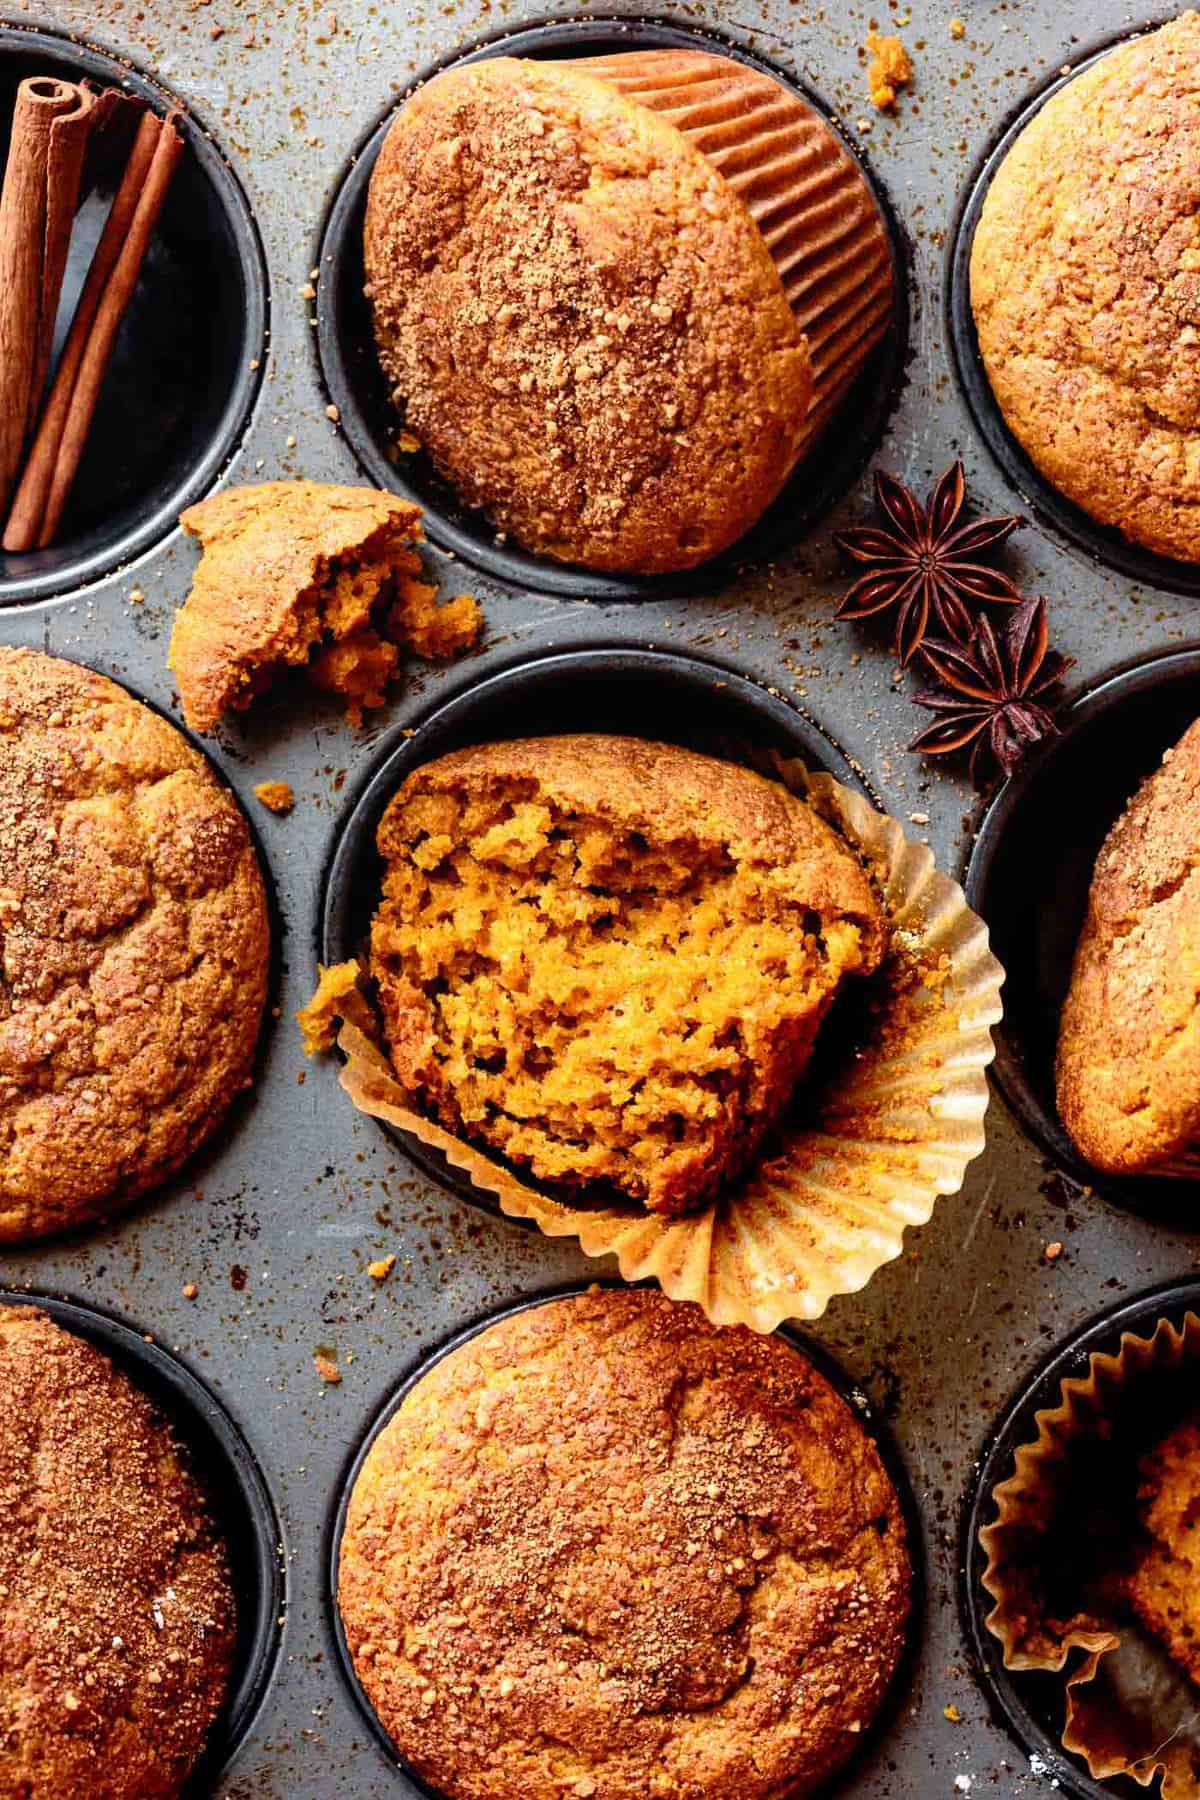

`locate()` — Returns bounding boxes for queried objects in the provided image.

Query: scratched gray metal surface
[0,0,1193,1795]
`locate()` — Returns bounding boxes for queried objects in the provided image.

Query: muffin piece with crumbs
[169,480,480,731]
[1129,1414,1200,1687]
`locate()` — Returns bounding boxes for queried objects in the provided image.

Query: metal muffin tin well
[4,0,1200,1795]
[315,14,909,602]
[0,29,267,606]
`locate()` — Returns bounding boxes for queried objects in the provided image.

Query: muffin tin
[966,646,1200,1219]
[5,0,1200,1795]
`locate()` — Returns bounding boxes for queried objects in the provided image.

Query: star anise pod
[836,461,1023,664]
[910,598,1074,785]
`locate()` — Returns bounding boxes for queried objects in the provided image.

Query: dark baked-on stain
[970,13,1200,563]
[370,734,885,1215]
[364,57,811,575]
[339,1287,911,1800]
[0,646,269,1242]
[0,1305,235,1797]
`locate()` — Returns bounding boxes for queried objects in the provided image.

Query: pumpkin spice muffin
[1129,1414,1200,1686]
[169,480,481,733]
[1056,717,1200,1174]
[0,1305,235,1797]
[364,57,812,573]
[0,647,269,1242]
[338,1287,911,1800]
[970,13,1200,563]
[369,735,886,1216]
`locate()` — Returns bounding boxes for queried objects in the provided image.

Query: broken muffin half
[369,734,887,1217]
[169,480,481,732]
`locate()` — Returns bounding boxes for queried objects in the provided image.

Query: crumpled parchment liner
[331,762,1003,1332]
[981,1312,1200,1796]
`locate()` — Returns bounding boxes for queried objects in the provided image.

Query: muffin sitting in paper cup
[1057,718,1200,1176]
[981,1309,1200,1798]
[363,52,894,573]
[302,733,1001,1328]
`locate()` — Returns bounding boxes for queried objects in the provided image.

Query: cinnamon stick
[9,109,184,553]
[4,110,163,554]
[0,78,96,515]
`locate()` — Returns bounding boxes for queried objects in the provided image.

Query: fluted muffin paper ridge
[562,47,896,463]
[981,1310,1200,1796]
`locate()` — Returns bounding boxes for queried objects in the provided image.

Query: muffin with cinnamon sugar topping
[364,57,812,573]
[338,1287,911,1800]
[0,1305,235,1797]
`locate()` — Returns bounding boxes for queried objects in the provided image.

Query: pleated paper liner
[566,48,895,457]
[313,761,1002,1334]
[981,1313,1200,1796]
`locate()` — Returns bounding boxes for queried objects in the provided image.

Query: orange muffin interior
[370,737,884,1215]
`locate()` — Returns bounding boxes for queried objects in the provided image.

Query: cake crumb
[944,1702,961,1722]
[950,17,966,38]
[1044,1240,1064,1261]
[315,1353,342,1384]
[867,31,913,110]
[297,961,360,1054]
[368,1254,396,1282]
[182,1282,199,1300]
[254,780,295,814]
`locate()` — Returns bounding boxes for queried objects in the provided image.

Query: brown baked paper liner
[319,762,1002,1333]
[565,49,895,457]
[981,1313,1200,1795]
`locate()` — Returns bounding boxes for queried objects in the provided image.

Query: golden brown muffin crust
[338,1288,911,1800]
[171,481,482,733]
[364,58,812,573]
[0,647,269,1242]
[970,14,1200,563]
[0,1306,235,1798]
[1056,718,1200,1172]
[370,735,885,1214]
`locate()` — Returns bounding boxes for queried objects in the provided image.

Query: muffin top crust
[0,647,269,1241]
[369,735,885,1215]
[338,1287,911,1800]
[0,1305,235,1798]
[1057,717,1200,1172]
[970,12,1200,562]
[364,57,811,573]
